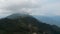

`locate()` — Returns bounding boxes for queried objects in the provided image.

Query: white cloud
[0,0,60,18]
[30,0,60,16]
[0,0,40,18]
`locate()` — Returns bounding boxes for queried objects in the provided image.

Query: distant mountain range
[33,16,60,26]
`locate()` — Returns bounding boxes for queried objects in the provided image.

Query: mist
[0,0,40,18]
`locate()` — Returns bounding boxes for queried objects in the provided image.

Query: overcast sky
[0,0,60,18]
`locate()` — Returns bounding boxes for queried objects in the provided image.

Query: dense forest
[0,14,60,34]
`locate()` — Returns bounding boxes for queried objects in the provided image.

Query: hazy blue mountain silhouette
[33,16,60,26]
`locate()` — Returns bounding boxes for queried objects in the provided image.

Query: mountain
[51,16,60,22]
[6,13,29,19]
[0,13,60,34]
[33,16,60,26]
[0,13,42,34]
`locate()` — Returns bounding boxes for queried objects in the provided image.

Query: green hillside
[0,14,60,34]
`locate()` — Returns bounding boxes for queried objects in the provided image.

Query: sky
[0,0,60,18]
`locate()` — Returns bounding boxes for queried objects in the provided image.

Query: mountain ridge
[33,15,60,26]
[0,13,60,34]
[6,13,29,19]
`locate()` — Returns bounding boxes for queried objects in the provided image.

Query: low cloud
[0,0,60,18]
[0,0,40,18]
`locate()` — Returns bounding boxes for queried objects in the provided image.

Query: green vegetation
[0,14,60,34]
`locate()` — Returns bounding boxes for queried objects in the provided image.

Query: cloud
[0,0,40,18]
[30,0,60,16]
[0,0,60,18]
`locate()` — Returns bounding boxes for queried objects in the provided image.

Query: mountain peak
[6,13,29,19]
